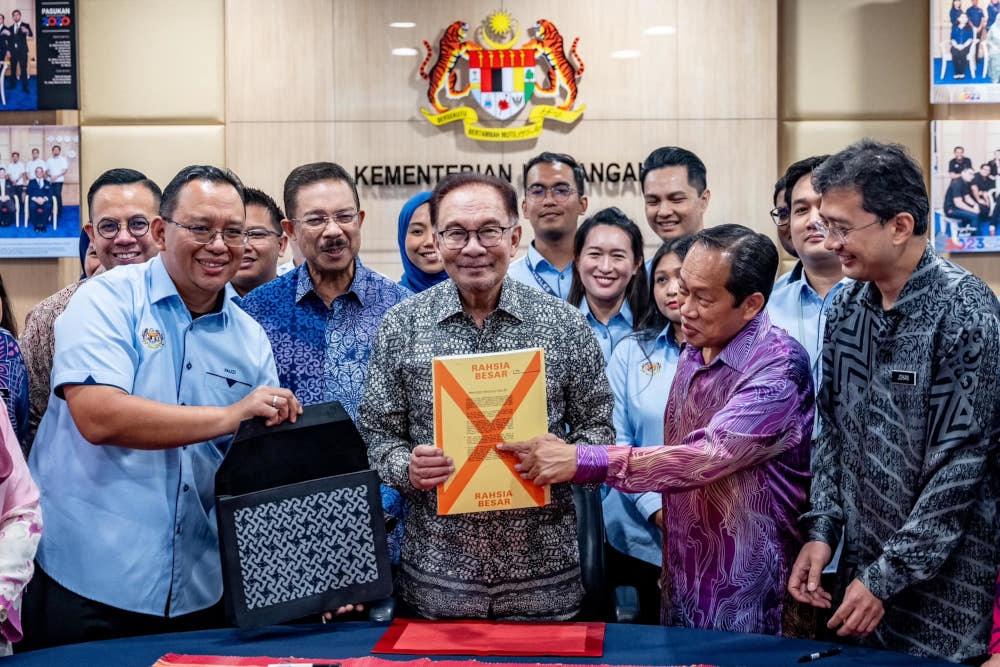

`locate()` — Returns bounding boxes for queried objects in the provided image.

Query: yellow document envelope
[433,348,549,515]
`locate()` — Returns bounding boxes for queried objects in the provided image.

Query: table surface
[3,621,959,667]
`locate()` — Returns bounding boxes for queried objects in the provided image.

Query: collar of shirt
[294,256,371,306]
[579,295,633,328]
[431,276,527,326]
[655,324,682,350]
[147,255,235,324]
[526,242,559,272]
[786,269,853,303]
[859,240,936,320]
[680,310,771,373]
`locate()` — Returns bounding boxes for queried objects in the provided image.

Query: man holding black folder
[21,165,301,650]
[359,172,614,621]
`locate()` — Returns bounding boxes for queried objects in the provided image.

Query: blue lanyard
[525,253,561,299]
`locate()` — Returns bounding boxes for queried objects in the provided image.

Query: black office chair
[369,485,640,623]
[572,484,639,623]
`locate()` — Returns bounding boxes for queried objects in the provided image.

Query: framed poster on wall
[931,120,1000,252]
[931,0,1000,103]
[0,123,79,258]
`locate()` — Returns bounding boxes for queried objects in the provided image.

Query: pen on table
[797,647,842,663]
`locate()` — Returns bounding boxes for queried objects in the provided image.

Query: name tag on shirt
[890,370,916,385]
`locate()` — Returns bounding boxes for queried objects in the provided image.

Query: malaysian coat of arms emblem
[419,12,585,141]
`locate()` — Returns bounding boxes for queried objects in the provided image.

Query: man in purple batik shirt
[502,224,815,636]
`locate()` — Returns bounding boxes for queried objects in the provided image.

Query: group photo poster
[0,0,78,111]
[931,0,1000,103]
[0,124,79,258]
[931,120,1000,253]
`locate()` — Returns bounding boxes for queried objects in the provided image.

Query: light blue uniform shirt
[30,256,279,616]
[579,298,633,363]
[507,243,573,299]
[766,265,851,390]
[603,327,681,566]
[772,260,802,291]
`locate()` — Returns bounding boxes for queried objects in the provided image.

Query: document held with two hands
[432,348,550,515]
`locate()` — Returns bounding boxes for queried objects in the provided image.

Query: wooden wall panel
[79,0,225,124]
[80,125,226,221]
[226,0,336,122]
[780,0,928,121]
[678,0,777,120]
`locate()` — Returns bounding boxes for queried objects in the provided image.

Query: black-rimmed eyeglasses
[95,217,151,240]
[769,206,790,227]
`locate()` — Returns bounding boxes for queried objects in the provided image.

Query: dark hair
[640,146,708,194]
[11,152,18,158]
[811,138,929,236]
[772,174,787,207]
[87,168,162,214]
[0,273,16,337]
[243,186,284,234]
[635,235,696,344]
[282,162,357,220]
[429,172,519,228]
[694,224,778,307]
[522,151,586,195]
[781,155,829,209]
[160,165,244,219]
[568,207,648,332]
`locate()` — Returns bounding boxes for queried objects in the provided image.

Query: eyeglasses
[814,217,883,244]
[437,225,514,250]
[164,217,247,246]
[245,228,282,243]
[292,211,361,229]
[769,206,790,227]
[95,217,151,240]
[525,184,577,202]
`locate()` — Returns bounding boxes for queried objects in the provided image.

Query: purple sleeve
[573,444,610,484]
[603,356,812,493]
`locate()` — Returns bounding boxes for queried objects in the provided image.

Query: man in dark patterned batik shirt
[359,172,613,621]
[788,138,1000,663]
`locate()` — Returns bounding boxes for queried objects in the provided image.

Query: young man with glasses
[239,162,411,565]
[359,172,613,621]
[766,155,849,388]
[22,165,298,650]
[507,152,588,299]
[230,186,288,297]
[788,139,1000,664]
[19,168,162,450]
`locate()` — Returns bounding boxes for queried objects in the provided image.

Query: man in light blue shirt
[767,155,849,389]
[507,152,588,299]
[22,165,301,651]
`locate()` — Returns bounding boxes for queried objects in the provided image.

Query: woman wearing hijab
[397,191,447,293]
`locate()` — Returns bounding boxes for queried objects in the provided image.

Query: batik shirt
[19,280,82,451]
[576,311,814,635]
[802,243,1000,663]
[239,258,411,419]
[240,258,411,562]
[0,331,27,457]
[359,277,614,620]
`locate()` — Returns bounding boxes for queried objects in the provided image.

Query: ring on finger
[271,395,278,408]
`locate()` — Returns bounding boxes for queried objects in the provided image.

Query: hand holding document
[433,348,549,515]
